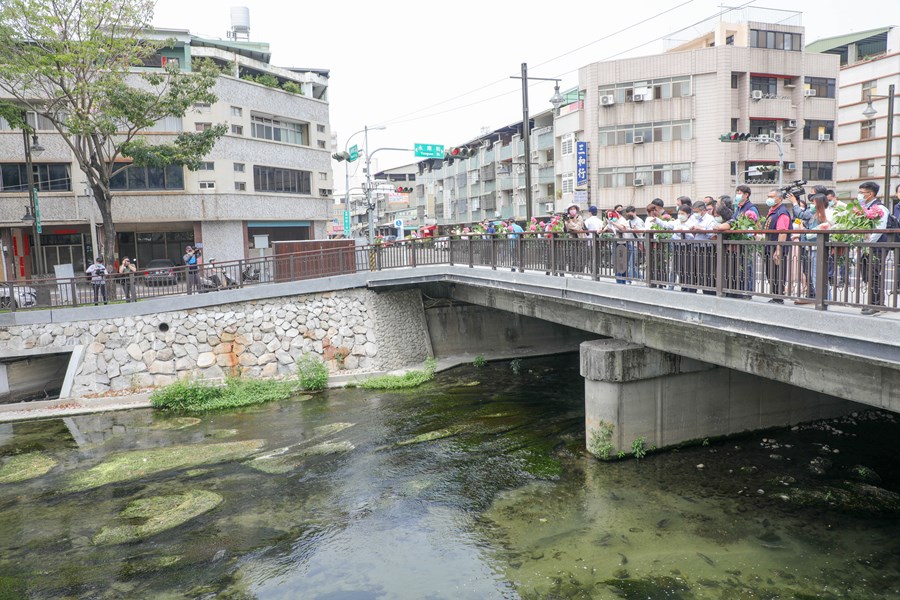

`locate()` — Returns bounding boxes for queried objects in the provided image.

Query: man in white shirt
[859,181,888,314]
[688,201,717,293]
[584,206,603,233]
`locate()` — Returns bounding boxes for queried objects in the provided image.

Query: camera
[780,179,808,198]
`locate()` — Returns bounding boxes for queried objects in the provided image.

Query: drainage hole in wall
[158,322,170,333]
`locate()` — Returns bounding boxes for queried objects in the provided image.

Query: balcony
[498,145,512,160]
[535,131,554,150]
[482,180,496,194]
[748,96,793,120]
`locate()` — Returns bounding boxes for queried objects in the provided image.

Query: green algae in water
[311,422,355,437]
[93,490,223,545]
[396,425,466,447]
[148,417,202,430]
[65,440,265,492]
[248,440,355,474]
[601,575,691,599]
[0,452,57,484]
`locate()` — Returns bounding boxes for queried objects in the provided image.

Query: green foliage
[150,377,296,412]
[0,0,225,264]
[281,81,302,94]
[509,359,522,375]
[588,421,615,460]
[358,358,437,390]
[631,437,647,460]
[473,355,487,368]
[296,354,329,391]
[255,74,280,88]
[617,451,626,459]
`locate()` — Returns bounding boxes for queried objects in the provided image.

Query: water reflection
[0,355,898,599]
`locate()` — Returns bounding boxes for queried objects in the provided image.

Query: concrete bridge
[1,262,896,456]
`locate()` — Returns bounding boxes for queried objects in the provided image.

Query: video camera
[780,179,808,199]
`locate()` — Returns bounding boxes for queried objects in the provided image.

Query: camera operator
[183,245,201,295]
[564,204,587,274]
[85,257,108,305]
[118,256,137,303]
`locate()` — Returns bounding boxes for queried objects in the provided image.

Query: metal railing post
[8,282,16,312]
[591,233,599,281]
[815,232,827,310]
[468,239,474,268]
[70,279,79,307]
[410,241,417,269]
[550,234,556,275]
[645,231,653,287]
[517,236,524,273]
[715,234,725,296]
[491,237,497,270]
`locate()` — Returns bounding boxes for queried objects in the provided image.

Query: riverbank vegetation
[354,358,437,390]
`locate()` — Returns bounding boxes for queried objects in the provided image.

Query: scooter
[242,265,260,283]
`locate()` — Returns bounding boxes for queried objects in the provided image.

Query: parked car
[0,285,37,309]
[143,259,178,286]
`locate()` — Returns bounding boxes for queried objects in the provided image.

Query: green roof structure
[805,27,891,53]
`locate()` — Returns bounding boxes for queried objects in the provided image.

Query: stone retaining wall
[0,289,429,398]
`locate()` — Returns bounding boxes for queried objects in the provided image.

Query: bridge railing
[2,231,897,313]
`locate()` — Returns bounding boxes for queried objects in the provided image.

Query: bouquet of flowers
[832,200,882,244]
[527,217,544,237]
[495,222,509,235]
[547,214,565,234]
[649,216,673,240]
[727,212,759,240]
[472,223,486,235]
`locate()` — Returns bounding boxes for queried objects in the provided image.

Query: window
[231,124,243,135]
[803,120,834,140]
[199,181,215,190]
[24,112,56,131]
[597,163,691,187]
[251,114,309,145]
[726,34,734,45]
[198,161,214,171]
[253,165,312,194]
[230,106,243,117]
[317,140,326,149]
[235,181,246,191]
[749,28,801,51]
[859,159,875,178]
[731,72,739,89]
[750,76,777,96]
[0,163,71,192]
[561,173,574,193]
[861,79,877,102]
[804,77,836,99]
[319,171,328,180]
[731,118,739,131]
[144,116,183,133]
[109,163,184,190]
[316,124,326,133]
[802,161,833,181]
[195,122,212,132]
[193,102,211,111]
[857,37,887,60]
[860,120,876,140]
[598,120,692,146]
[561,134,574,156]
[600,76,691,104]
[234,162,245,173]
[750,120,778,137]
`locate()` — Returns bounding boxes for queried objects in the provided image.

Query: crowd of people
[433,181,900,315]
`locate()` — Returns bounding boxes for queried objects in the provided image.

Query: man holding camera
[118,256,137,303]
[183,245,201,295]
[85,257,108,305]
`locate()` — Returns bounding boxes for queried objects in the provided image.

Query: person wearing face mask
[688,201,716,293]
[564,204,587,274]
[857,181,888,314]
[605,210,628,284]
[621,206,644,281]
[655,205,695,292]
[763,189,793,303]
[732,186,759,297]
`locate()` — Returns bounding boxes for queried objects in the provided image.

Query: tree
[0,0,226,267]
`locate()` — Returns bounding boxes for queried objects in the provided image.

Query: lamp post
[364,146,412,244]
[21,129,45,275]
[511,63,566,222]
[335,126,386,239]
[862,83,896,207]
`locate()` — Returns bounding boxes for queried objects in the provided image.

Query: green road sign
[33,187,42,234]
[414,143,444,159]
[348,145,359,162]
[343,210,351,236]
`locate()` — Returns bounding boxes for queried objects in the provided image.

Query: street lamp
[511,63,564,222]
[334,125,386,239]
[21,128,45,275]
[861,83,896,206]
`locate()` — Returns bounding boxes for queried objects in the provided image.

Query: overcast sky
[153,0,895,179]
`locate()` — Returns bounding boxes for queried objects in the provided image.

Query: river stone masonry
[0,289,430,398]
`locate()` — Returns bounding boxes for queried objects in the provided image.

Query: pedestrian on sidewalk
[86,257,108,305]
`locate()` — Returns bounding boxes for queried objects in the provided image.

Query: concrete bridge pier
[580,339,859,458]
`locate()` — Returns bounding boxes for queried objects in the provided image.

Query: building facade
[580,20,839,209]
[807,27,899,200]
[0,28,332,280]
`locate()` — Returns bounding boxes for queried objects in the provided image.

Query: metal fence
[3,231,898,313]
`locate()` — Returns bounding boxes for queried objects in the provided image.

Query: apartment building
[0,25,332,280]
[807,27,899,200]
[579,18,839,209]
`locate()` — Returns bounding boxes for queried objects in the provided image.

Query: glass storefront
[117,231,195,266]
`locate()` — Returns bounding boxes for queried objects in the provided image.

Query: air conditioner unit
[634,178,645,187]
[818,133,831,141]
[758,134,770,143]
[786,162,797,170]
[804,89,817,97]
[633,135,644,144]
[751,90,764,101]
[786,119,798,129]
[545,203,554,212]
[633,94,645,102]
[600,95,616,106]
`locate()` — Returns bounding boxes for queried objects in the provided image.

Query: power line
[382,1,759,127]
[378,0,699,127]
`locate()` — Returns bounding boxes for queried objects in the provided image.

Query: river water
[1,354,899,599]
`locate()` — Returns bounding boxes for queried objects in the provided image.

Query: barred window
[253,165,312,194]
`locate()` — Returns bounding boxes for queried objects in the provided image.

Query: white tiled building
[579,19,839,209]
[0,28,332,280]
[807,27,899,200]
